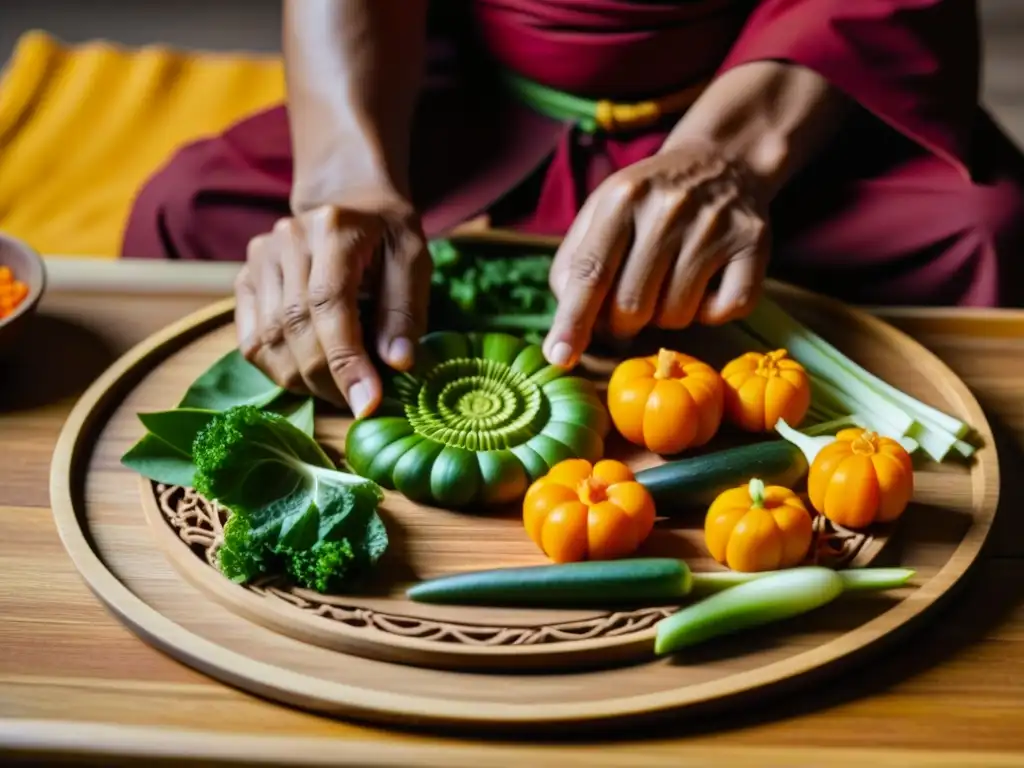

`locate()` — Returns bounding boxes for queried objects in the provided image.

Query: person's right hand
[235,201,431,418]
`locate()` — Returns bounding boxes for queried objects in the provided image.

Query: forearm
[663,61,850,203]
[284,0,429,211]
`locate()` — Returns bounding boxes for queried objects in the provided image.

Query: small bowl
[0,233,46,356]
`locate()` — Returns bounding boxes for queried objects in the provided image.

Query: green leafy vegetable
[120,434,197,488]
[275,396,316,437]
[193,405,388,592]
[139,408,222,454]
[121,397,316,486]
[121,407,224,486]
[178,349,284,411]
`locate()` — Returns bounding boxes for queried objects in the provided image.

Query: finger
[699,211,770,325]
[544,187,635,368]
[235,262,260,360]
[306,207,383,418]
[608,193,692,339]
[549,192,601,300]
[253,230,306,393]
[377,224,431,371]
[277,220,343,404]
[655,193,736,330]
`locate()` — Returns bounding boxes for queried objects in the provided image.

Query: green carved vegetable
[345,331,610,508]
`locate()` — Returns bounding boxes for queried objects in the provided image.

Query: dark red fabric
[471,0,754,98]
[768,111,1024,307]
[715,0,980,178]
[120,0,1024,307]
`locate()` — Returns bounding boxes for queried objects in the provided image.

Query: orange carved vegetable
[705,478,813,572]
[808,428,914,529]
[523,458,656,563]
[720,349,811,432]
[607,348,724,454]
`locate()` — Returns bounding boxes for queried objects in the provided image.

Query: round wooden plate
[50,281,999,732]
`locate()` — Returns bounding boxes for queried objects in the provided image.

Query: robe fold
[121,0,1024,307]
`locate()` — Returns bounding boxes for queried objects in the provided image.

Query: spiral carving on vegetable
[345,332,611,508]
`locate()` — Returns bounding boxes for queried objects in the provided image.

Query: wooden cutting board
[49,278,999,732]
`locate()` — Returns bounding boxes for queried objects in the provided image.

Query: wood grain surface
[2,274,1024,765]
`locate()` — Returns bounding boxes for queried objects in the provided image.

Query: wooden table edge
[1,719,1022,767]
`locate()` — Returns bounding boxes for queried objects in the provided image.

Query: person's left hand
[543,137,771,369]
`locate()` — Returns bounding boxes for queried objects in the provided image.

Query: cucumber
[634,440,809,510]
[406,558,693,607]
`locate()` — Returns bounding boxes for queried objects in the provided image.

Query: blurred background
[1,0,1021,143]
[0,0,1021,261]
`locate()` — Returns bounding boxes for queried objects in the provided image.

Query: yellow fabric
[0,31,285,258]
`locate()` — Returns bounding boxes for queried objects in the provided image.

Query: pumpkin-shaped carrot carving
[704,478,813,572]
[720,349,811,432]
[523,458,656,563]
[607,348,724,454]
[808,428,914,529]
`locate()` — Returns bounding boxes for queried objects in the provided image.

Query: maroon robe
[121,0,1024,307]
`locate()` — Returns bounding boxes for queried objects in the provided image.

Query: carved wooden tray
[50,279,999,731]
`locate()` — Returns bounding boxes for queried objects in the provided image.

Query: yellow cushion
[0,31,285,258]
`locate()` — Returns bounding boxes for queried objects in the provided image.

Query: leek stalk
[654,566,915,654]
[734,297,976,462]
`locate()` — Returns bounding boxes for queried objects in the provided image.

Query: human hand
[235,200,431,417]
[543,138,770,369]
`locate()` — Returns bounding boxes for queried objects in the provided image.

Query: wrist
[662,123,791,206]
[290,133,411,216]
[662,62,849,202]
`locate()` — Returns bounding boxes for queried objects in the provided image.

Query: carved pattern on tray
[152,482,869,647]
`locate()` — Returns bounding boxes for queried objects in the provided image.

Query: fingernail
[347,380,372,418]
[548,341,574,368]
[387,337,414,369]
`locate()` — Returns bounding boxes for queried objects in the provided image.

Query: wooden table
[2,260,1023,767]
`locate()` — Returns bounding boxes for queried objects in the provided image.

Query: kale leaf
[193,405,387,593]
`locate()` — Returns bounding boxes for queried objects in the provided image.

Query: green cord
[500,72,600,133]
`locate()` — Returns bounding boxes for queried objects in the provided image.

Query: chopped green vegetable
[426,240,557,343]
[654,567,846,654]
[193,405,388,593]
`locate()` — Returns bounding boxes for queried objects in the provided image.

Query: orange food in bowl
[0,266,30,320]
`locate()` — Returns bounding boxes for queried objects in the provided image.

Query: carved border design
[152,482,867,647]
